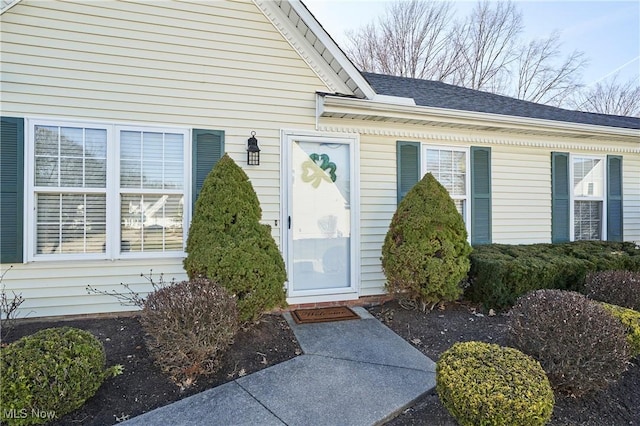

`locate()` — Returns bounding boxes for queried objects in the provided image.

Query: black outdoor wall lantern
[247,131,260,166]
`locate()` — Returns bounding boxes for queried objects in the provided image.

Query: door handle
[288,216,291,229]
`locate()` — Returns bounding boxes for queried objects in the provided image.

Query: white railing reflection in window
[119,130,184,253]
[120,195,184,252]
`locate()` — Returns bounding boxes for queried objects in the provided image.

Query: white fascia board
[1,0,21,14]
[372,94,416,106]
[255,0,352,95]
[288,0,377,100]
[320,95,640,141]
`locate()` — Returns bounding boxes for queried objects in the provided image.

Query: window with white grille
[572,156,605,241]
[28,121,188,260]
[423,146,470,229]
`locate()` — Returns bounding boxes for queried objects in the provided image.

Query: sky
[304,0,640,87]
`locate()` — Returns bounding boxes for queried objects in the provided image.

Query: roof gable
[254,0,375,99]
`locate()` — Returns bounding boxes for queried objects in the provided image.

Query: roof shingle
[362,72,640,130]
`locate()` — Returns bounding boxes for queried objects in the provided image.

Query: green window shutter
[397,141,421,204]
[607,155,623,242]
[192,129,224,212]
[1,117,24,263]
[551,152,570,243]
[470,146,491,245]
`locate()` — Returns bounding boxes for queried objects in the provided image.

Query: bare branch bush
[88,272,240,390]
[1,266,27,340]
[86,270,174,308]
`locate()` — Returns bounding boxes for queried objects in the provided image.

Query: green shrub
[184,154,286,323]
[563,241,640,270]
[585,270,640,311]
[601,303,640,358]
[467,241,640,310]
[382,173,472,309]
[0,327,122,425]
[437,341,554,426]
[508,290,629,396]
[141,277,239,388]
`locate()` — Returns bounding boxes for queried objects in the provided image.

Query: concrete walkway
[123,307,436,426]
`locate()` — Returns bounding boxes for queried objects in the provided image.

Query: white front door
[282,132,359,302]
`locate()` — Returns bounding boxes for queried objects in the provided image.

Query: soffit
[319,95,640,146]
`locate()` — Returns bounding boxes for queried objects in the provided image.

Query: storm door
[283,133,359,300]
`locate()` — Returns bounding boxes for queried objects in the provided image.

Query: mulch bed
[1,314,301,425]
[369,300,640,426]
[2,301,638,425]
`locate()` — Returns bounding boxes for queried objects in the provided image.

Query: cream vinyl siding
[3,259,187,318]
[492,147,551,244]
[0,0,329,317]
[332,119,639,298]
[359,135,398,296]
[622,153,640,243]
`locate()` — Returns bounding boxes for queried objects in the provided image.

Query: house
[1,0,638,318]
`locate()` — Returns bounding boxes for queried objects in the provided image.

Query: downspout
[315,92,324,131]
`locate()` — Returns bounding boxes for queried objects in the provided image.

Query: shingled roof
[362,72,640,130]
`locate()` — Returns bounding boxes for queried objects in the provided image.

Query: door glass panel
[291,141,351,291]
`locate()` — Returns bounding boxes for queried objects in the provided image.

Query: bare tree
[345,23,383,75]
[451,1,523,92]
[345,0,457,80]
[572,74,640,117]
[514,32,588,106]
[344,0,599,112]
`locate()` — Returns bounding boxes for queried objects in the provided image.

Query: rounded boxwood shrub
[508,289,629,396]
[585,270,640,311]
[601,302,640,358]
[382,173,472,309]
[436,341,554,426]
[184,154,286,323]
[141,277,239,388]
[0,327,121,425]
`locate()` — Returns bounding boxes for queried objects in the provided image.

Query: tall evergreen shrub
[382,173,472,309]
[184,154,286,323]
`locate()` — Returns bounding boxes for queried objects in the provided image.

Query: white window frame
[25,118,191,261]
[421,145,471,236]
[569,154,607,241]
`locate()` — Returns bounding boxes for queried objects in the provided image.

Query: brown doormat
[291,306,360,324]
